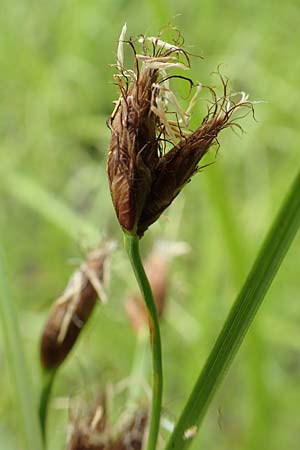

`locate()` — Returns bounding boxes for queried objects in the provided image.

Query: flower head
[40,243,113,370]
[107,25,252,237]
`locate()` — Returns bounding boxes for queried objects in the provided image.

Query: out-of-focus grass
[0,1,300,449]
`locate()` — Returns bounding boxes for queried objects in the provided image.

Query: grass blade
[165,168,300,450]
[0,250,44,450]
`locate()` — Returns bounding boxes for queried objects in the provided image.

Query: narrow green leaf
[165,168,300,450]
[0,250,44,450]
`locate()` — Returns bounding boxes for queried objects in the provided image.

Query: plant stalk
[165,168,300,450]
[124,233,163,450]
[39,369,56,443]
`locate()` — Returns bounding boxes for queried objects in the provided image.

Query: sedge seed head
[107,25,253,237]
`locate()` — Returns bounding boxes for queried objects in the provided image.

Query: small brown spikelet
[107,25,253,237]
[40,244,112,370]
[137,113,234,235]
[107,67,159,232]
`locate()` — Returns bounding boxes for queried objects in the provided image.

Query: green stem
[165,169,300,450]
[39,369,56,444]
[124,233,163,450]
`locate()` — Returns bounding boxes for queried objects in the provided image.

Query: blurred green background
[1,0,300,449]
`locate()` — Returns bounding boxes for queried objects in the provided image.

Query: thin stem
[124,233,163,450]
[164,169,300,450]
[39,369,56,444]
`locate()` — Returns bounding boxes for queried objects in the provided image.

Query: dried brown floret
[40,244,113,370]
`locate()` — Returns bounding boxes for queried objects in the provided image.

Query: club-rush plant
[1,23,300,450]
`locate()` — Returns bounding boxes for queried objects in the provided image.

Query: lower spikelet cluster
[68,394,148,450]
[107,24,253,236]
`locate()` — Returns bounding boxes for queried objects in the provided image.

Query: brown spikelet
[107,26,253,237]
[107,64,159,233]
[137,114,231,235]
[40,245,112,370]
